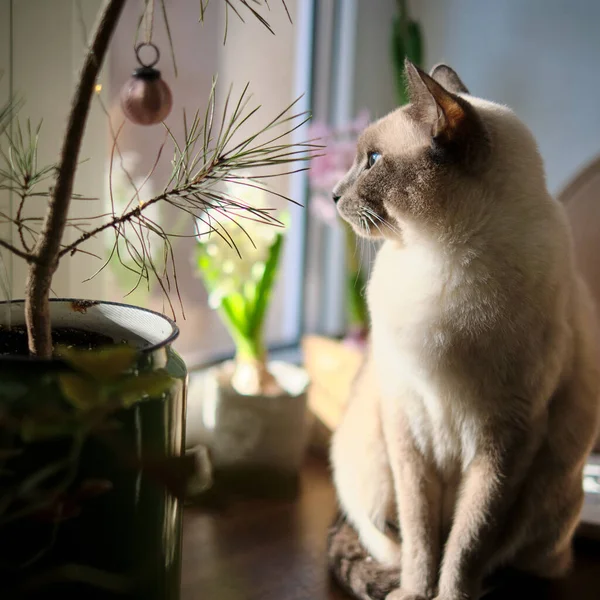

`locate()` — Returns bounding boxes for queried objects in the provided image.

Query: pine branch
[58,193,168,258]
[59,87,318,301]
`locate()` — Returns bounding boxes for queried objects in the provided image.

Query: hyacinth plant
[195,180,286,396]
[0,0,316,359]
[307,111,370,344]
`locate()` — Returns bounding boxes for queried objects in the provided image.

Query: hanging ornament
[120,42,172,126]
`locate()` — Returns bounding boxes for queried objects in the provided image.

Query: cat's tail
[327,512,399,600]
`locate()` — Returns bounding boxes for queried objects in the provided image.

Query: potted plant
[193,181,310,499]
[0,0,314,596]
[303,2,424,451]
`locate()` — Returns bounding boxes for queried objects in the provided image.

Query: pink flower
[307,110,371,226]
[309,191,338,226]
[307,120,332,141]
[351,109,371,134]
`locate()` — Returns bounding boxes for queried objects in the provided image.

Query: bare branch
[25,0,127,357]
[16,193,31,252]
[0,238,37,263]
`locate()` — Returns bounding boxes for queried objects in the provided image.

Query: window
[6,1,599,367]
[0,0,314,368]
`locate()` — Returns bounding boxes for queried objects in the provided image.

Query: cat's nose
[332,192,341,204]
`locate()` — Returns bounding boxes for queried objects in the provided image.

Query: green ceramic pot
[0,300,187,600]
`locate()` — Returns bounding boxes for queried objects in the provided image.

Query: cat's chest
[368,241,445,330]
[368,241,452,357]
[378,350,480,472]
[369,242,480,471]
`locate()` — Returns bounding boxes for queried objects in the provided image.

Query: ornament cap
[133,66,161,81]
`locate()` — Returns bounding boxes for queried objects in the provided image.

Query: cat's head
[332,61,543,241]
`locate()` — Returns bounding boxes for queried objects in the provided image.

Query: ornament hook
[135,42,160,69]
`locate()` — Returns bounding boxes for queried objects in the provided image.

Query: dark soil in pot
[0,326,115,355]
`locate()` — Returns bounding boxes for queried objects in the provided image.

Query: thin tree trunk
[24,0,127,357]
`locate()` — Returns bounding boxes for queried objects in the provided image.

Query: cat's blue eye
[367,151,381,169]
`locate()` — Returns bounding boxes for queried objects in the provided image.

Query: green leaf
[405,21,423,67]
[246,231,283,339]
[222,293,248,331]
[390,6,423,106]
[17,461,68,497]
[112,370,174,406]
[196,249,222,292]
[57,345,137,380]
[0,381,29,401]
[20,418,78,443]
[58,373,103,410]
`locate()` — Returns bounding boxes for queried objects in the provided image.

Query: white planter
[190,360,310,496]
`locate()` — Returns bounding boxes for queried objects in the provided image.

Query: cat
[328,60,600,600]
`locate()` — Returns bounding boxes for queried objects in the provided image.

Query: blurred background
[1,0,600,368]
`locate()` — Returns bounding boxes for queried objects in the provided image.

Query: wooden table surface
[181,457,600,600]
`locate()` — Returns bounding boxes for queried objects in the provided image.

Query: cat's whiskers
[349,217,360,288]
[364,211,386,239]
[359,210,379,279]
[357,214,369,285]
[364,207,402,237]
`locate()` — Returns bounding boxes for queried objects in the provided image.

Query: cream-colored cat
[329,61,600,600]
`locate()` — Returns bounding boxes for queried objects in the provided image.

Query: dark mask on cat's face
[332,61,490,239]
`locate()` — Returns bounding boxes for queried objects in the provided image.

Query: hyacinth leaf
[196,246,247,341]
[246,231,283,341]
[222,293,247,330]
[243,280,258,319]
[197,246,255,352]
[57,346,138,381]
[195,204,288,361]
[217,294,251,347]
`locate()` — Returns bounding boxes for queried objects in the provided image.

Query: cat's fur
[329,60,600,600]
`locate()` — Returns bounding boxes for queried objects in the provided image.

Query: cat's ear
[404,59,489,169]
[404,59,468,138]
[429,64,469,95]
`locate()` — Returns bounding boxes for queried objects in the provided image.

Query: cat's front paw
[385,589,427,600]
[432,593,472,600]
[433,582,479,600]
